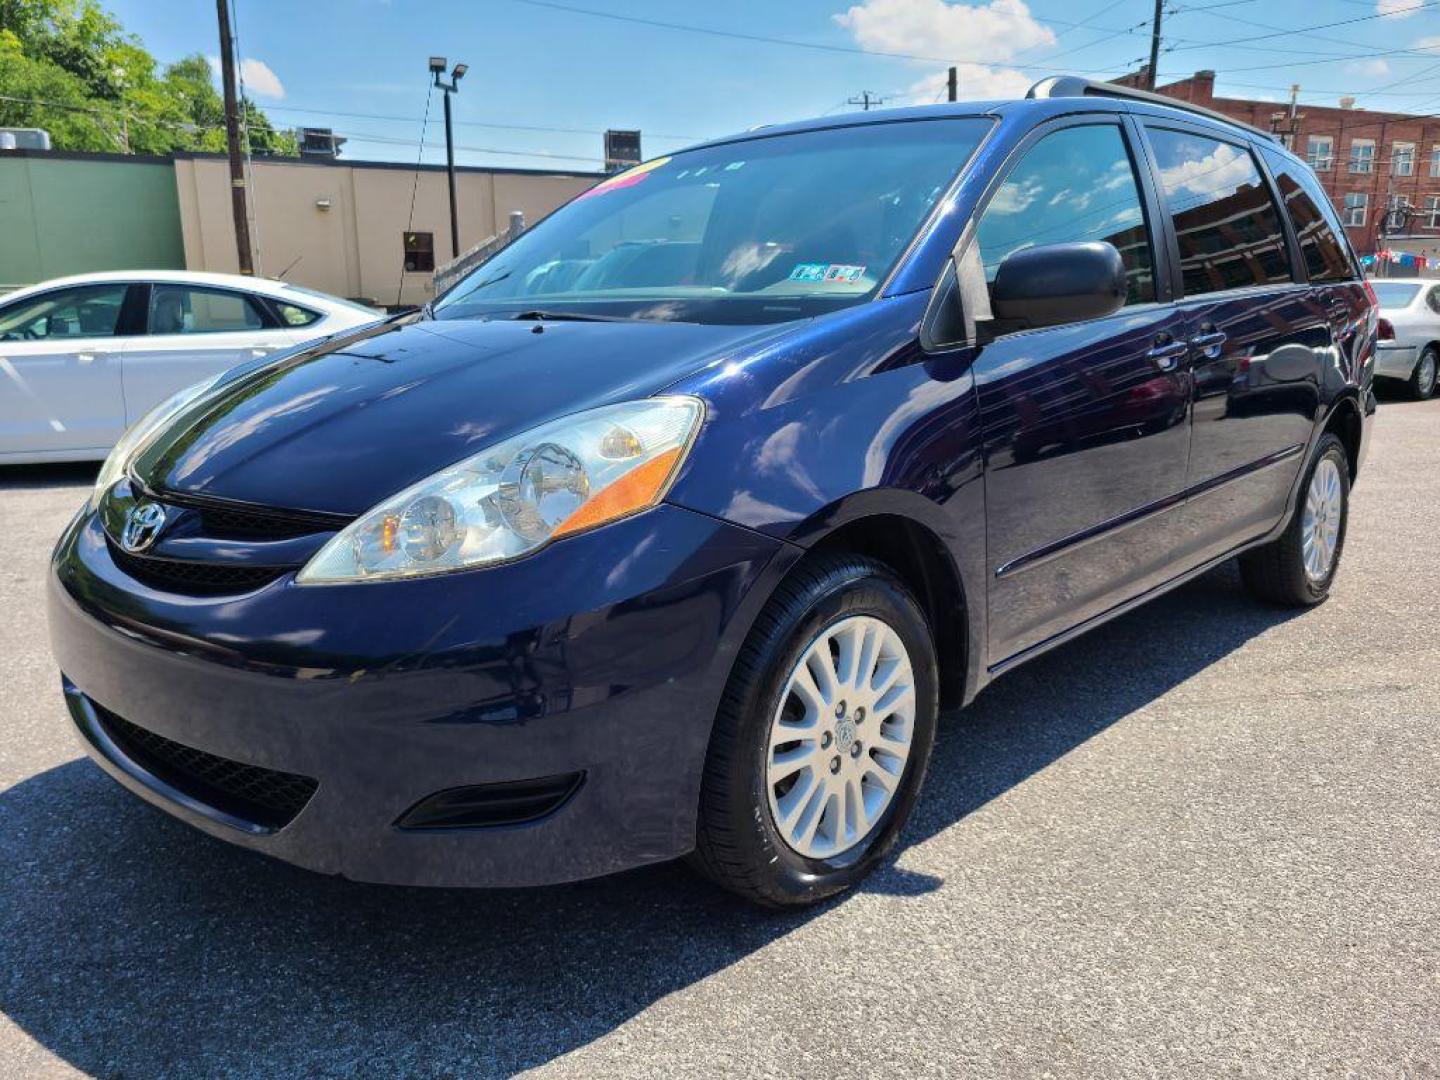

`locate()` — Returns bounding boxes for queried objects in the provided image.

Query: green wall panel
[0,156,185,287]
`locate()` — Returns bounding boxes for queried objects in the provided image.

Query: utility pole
[430,57,468,260]
[848,91,886,112]
[1146,0,1163,91]
[947,66,958,103]
[215,0,253,275]
[1268,84,1304,150]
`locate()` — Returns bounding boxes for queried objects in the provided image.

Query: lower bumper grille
[93,703,318,831]
[396,773,585,830]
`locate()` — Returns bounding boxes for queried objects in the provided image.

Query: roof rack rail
[1026,75,1276,142]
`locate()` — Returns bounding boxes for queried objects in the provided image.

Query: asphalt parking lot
[1,398,1436,1079]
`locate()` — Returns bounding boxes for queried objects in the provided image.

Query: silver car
[1371,278,1439,399]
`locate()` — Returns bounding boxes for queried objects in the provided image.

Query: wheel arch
[802,511,974,710]
[1321,393,1363,480]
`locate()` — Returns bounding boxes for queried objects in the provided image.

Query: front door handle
[1189,330,1227,359]
[1146,340,1188,371]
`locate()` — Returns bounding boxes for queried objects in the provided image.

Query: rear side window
[0,284,129,341]
[1371,283,1420,307]
[149,285,266,335]
[1261,151,1354,283]
[1146,128,1292,296]
[975,123,1155,305]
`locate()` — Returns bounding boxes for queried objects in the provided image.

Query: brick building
[1117,68,1440,264]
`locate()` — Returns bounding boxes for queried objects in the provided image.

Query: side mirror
[990,241,1127,332]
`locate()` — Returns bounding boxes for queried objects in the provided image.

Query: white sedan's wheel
[765,615,916,859]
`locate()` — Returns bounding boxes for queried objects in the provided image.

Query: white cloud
[835,0,1054,61]
[905,64,1034,102]
[1417,34,1440,50]
[835,0,1052,105]
[1346,57,1391,77]
[205,55,286,99]
[1159,141,1254,199]
[1378,0,1419,16]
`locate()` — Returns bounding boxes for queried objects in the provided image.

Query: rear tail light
[1363,279,1379,308]
[1377,317,1395,341]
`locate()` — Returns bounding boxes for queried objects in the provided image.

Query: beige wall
[173,157,598,307]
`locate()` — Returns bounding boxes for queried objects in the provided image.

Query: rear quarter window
[1260,148,1357,284]
[271,300,322,327]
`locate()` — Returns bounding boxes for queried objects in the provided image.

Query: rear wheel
[1409,346,1438,400]
[1238,433,1350,606]
[690,555,939,907]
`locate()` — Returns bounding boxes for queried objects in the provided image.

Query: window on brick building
[1306,135,1333,171]
[1349,139,1375,174]
[1393,142,1415,176]
[1430,146,1440,177]
[1426,195,1440,229]
[1343,192,1368,226]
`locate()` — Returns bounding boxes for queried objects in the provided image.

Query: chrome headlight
[296,396,704,584]
[90,374,226,509]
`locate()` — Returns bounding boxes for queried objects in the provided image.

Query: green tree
[0,0,296,154]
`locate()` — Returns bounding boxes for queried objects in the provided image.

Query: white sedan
[0,271,383,464]
[1371,278,1439,400]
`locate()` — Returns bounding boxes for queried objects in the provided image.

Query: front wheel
[1239,433,1350,606]
[690,555,939,907]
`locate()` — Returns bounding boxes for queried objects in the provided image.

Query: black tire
[1409,346,1438,401]
[1238,433,1350,607]
[690,555,939,908]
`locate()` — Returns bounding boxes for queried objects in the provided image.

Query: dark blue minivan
[49,77,1377,906]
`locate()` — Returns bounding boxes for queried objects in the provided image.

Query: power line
[1162,0,1440,54]
[505,0,1134,71]
[259,103,704,143]
[397,85,432,308]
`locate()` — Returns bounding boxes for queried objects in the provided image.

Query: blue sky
[108,0,1440,171]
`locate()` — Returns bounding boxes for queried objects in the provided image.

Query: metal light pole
[429,57,468,260]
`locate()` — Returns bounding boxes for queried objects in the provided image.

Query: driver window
[0,284,129,341]
[975,124,1156,305]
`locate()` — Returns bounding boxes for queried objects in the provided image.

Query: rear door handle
[1189,330,1227,359]
[1146,340,1188,371]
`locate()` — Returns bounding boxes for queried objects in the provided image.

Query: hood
[132,316,790,516]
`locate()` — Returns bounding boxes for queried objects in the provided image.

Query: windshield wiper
[509,309,634,323]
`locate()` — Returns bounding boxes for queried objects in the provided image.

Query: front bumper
[1374,343,1419,380]
[49,502,789,887]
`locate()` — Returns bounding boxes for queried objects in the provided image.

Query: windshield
[1371,282,1421,308]
[433,118,992,326]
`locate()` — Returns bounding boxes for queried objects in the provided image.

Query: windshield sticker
[577,156,672,201]
[789,263,866,283]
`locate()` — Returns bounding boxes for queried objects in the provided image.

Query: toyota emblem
[121,501,167,553]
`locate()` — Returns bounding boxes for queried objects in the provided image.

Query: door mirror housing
[989,241,1127,332]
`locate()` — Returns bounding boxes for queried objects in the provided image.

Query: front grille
[195,503,328,540]
[109,542,288,596]
[94,704,318,831]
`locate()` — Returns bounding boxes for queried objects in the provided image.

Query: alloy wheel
[765,615,916,860]
[1301,457,1343,582]
[1418,352,1438,398]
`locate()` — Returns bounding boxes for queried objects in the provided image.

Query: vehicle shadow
[0,562,1298,1078]
[0,462,98,489]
